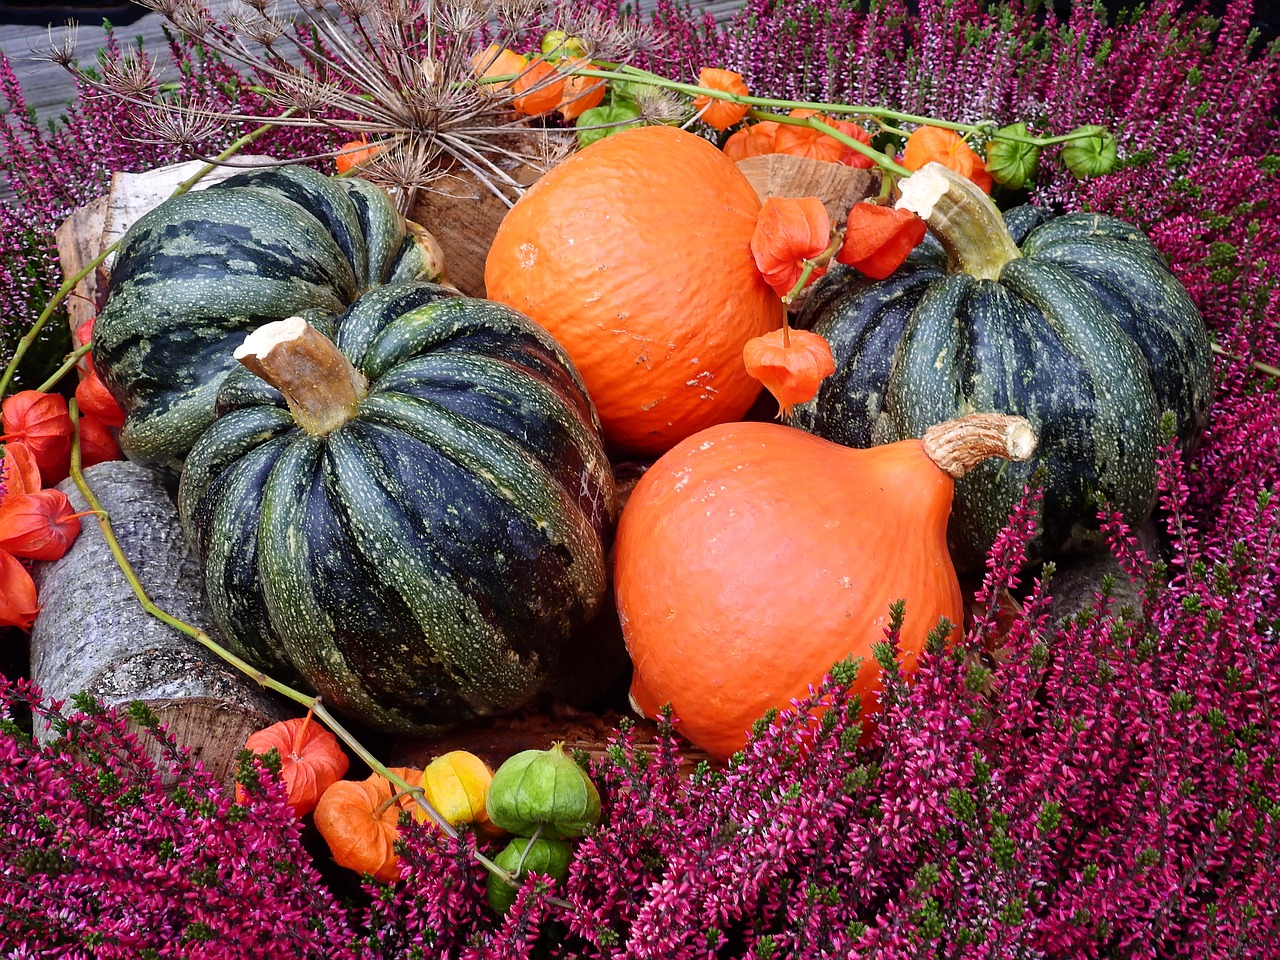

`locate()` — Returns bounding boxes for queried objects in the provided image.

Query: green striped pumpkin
[177,282,618,734]
[793,165,1212,570]
[94,165,444,475]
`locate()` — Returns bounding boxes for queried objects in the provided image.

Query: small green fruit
[575,101,643,149]
[540,30,587,60]
[1061,124,1119,179]
[485,837,573,914]
[486,742,601,838]
[984,122,1040,190]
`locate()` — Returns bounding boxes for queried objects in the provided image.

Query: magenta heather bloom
[0,680,357,957]
[4,1,1280,955]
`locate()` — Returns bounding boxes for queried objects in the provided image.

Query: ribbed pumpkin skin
[794,206,1212,570]
[95,166,443,474]
[178,283,618,734]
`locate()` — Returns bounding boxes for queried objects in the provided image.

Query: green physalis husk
[576,101,643,148]
[486,742,601,838]
[984,122,1041,189]
[1061,124,1119,178]
[486,837,573,914]
[540,29,586,59]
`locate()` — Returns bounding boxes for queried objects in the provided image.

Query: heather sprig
[0,679,358,957]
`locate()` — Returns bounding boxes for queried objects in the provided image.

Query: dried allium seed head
[634,88,690,126]
[132,0,180,15]
[44,26,78,70]
[170,2,213,39]
[365,138,443,206]
[558,9,616,58]
[334,0,378,18]
[100,53,160,100]
[495,0,548,34]
[266,73,339,114]
[231,12,291,47]
[612,19,669,60]
[436,0,490,36]
[132,103,225,150]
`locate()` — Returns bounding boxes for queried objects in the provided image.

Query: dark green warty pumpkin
[177,282,618,734]
[94,165,445,474]
[793,164,1212,570]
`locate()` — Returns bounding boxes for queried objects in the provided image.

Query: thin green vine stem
[36,343,92,394]
[1211,341,1280,379]
[0,112,296,402]
[65,400,521,884]
[765,111,912,178]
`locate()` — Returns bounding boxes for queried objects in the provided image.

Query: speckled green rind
[177,283,618,734]
[94,165,436,475]
[793,206,1212,571]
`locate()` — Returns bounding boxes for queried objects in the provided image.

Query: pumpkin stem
[921,413,1037,479]
[234,317,368,436]
[895,162,1022,281]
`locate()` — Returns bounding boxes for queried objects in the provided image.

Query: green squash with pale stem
[94,165,445,475]
[177,283,618,734]
[793,163,1212,570]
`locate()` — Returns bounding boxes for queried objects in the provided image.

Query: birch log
[30,460,289,785]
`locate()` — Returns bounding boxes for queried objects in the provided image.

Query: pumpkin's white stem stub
[235,317,369,436]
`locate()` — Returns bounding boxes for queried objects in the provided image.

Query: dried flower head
[56,0,639,210]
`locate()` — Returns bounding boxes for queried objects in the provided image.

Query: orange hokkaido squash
[484,125,780,455]
[614,413,1036,761]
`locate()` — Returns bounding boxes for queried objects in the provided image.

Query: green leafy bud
[485,837,573,914]
[576,101,643,149]
[984,122,1041,190]
[540,30,586,60]
[486,742,601,838]
[1061,125,1119,179]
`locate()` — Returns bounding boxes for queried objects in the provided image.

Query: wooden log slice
[30,460,289,786]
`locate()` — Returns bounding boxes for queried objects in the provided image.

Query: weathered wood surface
[29,460,290,785]
[737,153,880,223]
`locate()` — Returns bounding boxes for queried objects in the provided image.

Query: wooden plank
[1,2,243,125]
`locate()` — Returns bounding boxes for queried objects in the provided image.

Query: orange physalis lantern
[511,58,566,116]
[773,110,845,163]
[750,196,832,300]
[558,63,606,120]
[723,120,780,161]
[0,391,73,487]
[0,489,93,562]
[335,138,383,175]
[836,203,928,280]
[76,417,123,469]
[238,712,350,817]
[0,550,38,631]
[75,369,126,429]
[2,442,41,498]
[742,328,836,417]
[902,126,993,194]
[693,68,750,131]
[314,772,416,882]
[472,44,529,89]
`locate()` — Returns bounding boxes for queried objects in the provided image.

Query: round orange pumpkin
[484,125,780,455]
[614,414,1036,760]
